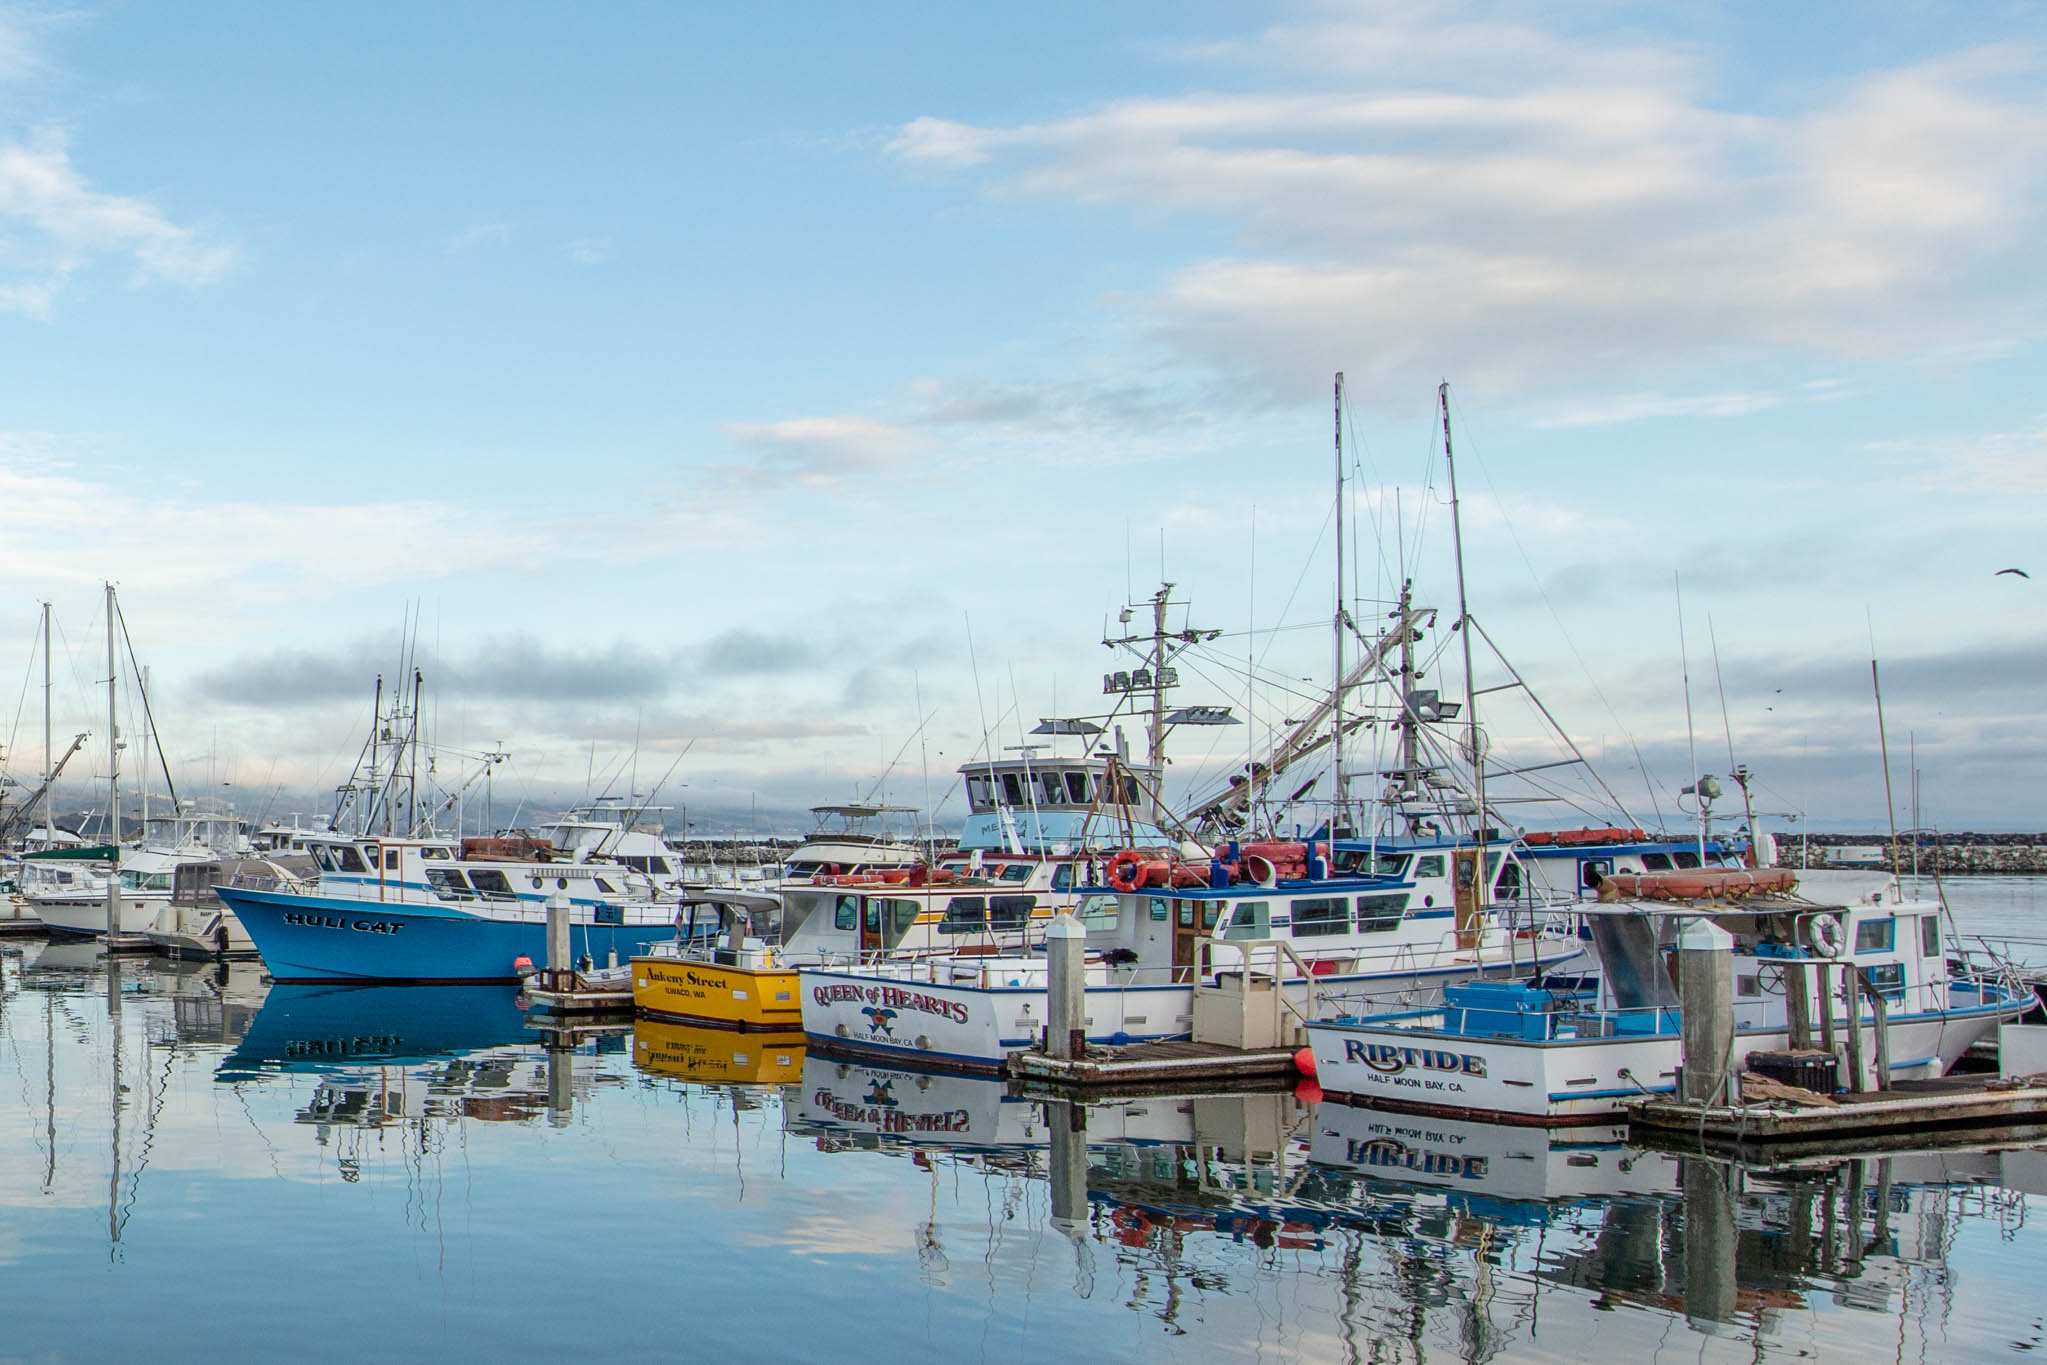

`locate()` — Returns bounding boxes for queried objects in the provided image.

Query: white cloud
[1531,379,1859,429]
[887,17,2047,402]
[719,415,933,493]
[444,221,511,252]
[566,235,608,264]
[0,127,234,315]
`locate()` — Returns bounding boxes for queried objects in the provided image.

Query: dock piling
[1678,918,1734,1105]
[1044,913,1086,1060]
[546,889,572,983]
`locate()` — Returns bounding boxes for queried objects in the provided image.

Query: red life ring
[1107,849,1146,894]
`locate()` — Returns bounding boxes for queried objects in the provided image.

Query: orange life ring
[1107,849,1146,894]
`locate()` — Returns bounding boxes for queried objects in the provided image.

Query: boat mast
[1146,584,1169,771]
[1332,372,1347,836]
[39,601,50,838]
[1439,383,1486,850]
[105,584,119,849]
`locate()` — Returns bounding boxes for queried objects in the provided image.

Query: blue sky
[0,1,2042,833]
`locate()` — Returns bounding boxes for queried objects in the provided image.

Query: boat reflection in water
[1303,1099,2025,1345]
[218,982,626,1163]
[631,1017,806,1087]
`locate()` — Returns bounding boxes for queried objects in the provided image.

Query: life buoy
[1107,849,1146,894]
[1807,915,1844,958]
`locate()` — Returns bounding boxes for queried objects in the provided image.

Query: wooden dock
[1008,1040,1302,1096]
[1630,1074,2047,1160]
[520,972,634,1016]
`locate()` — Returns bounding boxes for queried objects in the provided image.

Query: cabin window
[1642,853,1674,871]
[334,846,370,874]
[1922,915,1940,957]
[1148,896,1169,922]
[421,846,450,860]
[999,863,1035,883]
[1000,774,1026,805]
[1076,894,1119,930]
[1041,773,1065,806]
[311,845,339,872]
[1863,961,1906,999]
[864,899,882,932]
[1051,864,1075,892]
[833,895,859,931]
[594,877,620,894]
[1414,855,1446,879]
[1354,894,1406,932]
[1673,851,1702,870]
[1065,772,1091,804]
[1493,861,1523,901]
[426,868,473,900]
[990,895,1034,930]
[884,899,921,933]
[1738,974,1760,998]
[966,775,994,806]
[1121,776,1140,804]
[1855,917,1895,954]
[1334,849,1411,877]
[1291,897,1349,937]
[940,897,988,934]
[1178,901,1195,928]
[384,849,401,871]
[940,861,971,875]
[1223,902,1271,941]
[1580,859,1612,891]
[650,858,671,876]
[469,870,515,901]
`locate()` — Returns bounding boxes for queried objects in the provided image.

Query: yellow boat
[633,1017,805,1085]
[630,892,801,1030]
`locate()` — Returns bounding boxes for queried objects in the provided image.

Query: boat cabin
[301,835,656,912]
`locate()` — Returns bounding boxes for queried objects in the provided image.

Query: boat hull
[630,956,802,1029]
[1308,997,2029,1125]
[216,887,677,982]
[31,893,169,937]
[797,949,1574,1072]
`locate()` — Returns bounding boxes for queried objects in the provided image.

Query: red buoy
[513,955,535,975]
[1293,1046,1317,1079]
[1293,1079,1324,1105]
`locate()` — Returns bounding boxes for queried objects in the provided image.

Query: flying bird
[1997,568,2030,578]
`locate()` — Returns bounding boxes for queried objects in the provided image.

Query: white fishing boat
[1305,867,2029,1125]
[799,837,1586,1072]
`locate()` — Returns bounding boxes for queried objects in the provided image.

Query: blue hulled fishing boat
[214,832,676,981]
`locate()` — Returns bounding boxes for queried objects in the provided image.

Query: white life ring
[1806,915,1844,959]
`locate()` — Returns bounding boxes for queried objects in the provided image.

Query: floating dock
[1630,1073,2047,1161]
[1008,1040,1302,1096]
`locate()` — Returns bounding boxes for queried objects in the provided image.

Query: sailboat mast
[1439,384,1486,848]
[1332,372,1347,834]
[39,602,50,835]
[105,585,119,848]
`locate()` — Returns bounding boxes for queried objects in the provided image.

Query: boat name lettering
[811,983,971,1025]
[810,1089,972,1134]
[1343,1137,1488,1180]
[282,911,406,935]
[1342,1040,1486,1077]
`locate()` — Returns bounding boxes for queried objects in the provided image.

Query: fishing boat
[214,833,677,981]
[798,836,1587,1073]
[1304,867,2030,1125]
[626,891,799,1027]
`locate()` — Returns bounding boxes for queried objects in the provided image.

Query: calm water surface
[3,885,2047,1364]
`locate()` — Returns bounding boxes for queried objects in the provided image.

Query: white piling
[546,889,573,979]
[1678,918,1735,1106]
[1044,912,1087,1060]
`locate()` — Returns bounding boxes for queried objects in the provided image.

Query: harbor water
[0,877,2042,1363]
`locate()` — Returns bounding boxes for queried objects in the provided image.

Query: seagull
[1997,568,2030,578]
